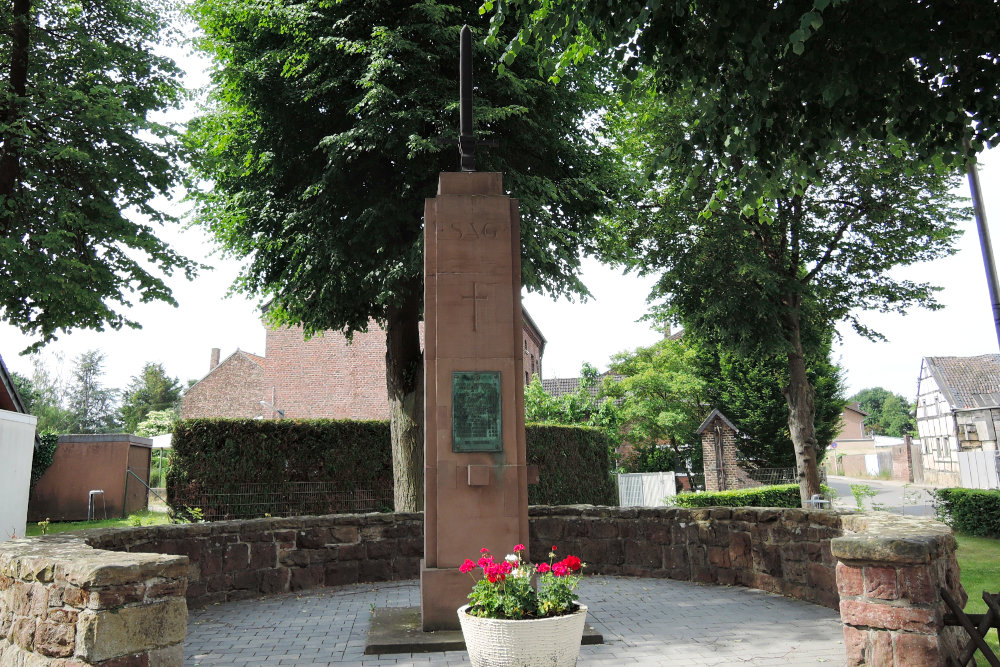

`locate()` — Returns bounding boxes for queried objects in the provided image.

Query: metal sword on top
[439,25,496,172]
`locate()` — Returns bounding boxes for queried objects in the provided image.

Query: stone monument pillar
[420,171,530,631]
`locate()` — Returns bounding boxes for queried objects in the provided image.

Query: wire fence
[741,467,828,488]
[171,481,395,521]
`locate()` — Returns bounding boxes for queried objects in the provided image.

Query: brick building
[181,308,546,420]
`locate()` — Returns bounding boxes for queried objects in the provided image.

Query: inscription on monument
[452,371,502,452]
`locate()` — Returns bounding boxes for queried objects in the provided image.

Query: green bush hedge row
[671,483,834,508]
[933,487,1000,537]
[168,419,616,519]
[525,424,617,506]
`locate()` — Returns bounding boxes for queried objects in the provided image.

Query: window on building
[525,371,530,384]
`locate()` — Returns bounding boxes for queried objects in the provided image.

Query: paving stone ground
[186,576,845,666]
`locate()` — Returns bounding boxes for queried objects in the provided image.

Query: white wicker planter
[457,604,588,667]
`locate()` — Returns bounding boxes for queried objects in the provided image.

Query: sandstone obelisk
[419,25,529,632]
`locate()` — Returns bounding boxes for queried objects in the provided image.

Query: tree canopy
[120,362,182,434]
[693,330,845,469]
[599,77,965,502]
[489,0,1000,202]
[850,387,915,437]
[0,0,198,350]
[186,0,625,510]
[65,350,120,433]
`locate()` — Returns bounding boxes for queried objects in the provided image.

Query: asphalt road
[826,475,938,516]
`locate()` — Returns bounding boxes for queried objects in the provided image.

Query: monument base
[420,560,474,631]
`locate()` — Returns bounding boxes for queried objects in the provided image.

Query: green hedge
[168,419,394,520]
[672,483,834,508]
[934,488,1000,537]
[168,419,616,519]
[525,424,617,506]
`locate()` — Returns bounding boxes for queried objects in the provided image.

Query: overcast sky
[2,43,999,404]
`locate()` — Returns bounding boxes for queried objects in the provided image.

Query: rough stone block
[729,531,751,570]
[11,616,35,650]
[249,543,276,570]
[870,630,892,666]
[865,566,899,601]
[145,579,186,600]
[839,599,937,633]
[898,565,935,604]
[75,599,186,662]
[324,561,359,587]
[258,568,289,595]
[296,528,329,550]
[893,631,940,666]
[707,546,730,568]
[837,562,863,597]
[223,543,250,573]
[289,566,323,591]
[33,618,74,657]
[359,559,392,583]
[624,542,662,570]
[89,584,145,610]
[329,526,359,544]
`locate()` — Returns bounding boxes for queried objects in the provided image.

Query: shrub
[525,424,617,506]
[933,488,1000,538]
[168,419,616,519]
[168,419,394,520]
[671,483,834,508]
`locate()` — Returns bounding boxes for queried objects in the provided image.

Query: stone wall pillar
[0,535,188,666]
[832,514,966,666]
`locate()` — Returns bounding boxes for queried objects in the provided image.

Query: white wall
[0,409,37,541]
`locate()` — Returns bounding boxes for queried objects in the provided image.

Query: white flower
[505,553,518,563]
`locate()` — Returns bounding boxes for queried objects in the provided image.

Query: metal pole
[967,156,1000,350]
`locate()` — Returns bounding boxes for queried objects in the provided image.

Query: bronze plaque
[452,371,502,452]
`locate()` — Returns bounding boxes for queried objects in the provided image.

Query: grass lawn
[955,533,1000,665]
[24,510,172,537]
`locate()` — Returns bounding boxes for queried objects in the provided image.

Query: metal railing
[172,481,394,521]
[740,467,828,488]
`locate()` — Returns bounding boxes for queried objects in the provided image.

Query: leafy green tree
[0,0,198,350]
[600,85,965,504]
[135,408,178,438]
[66,350,119,433]
[10,357,73,432]
[187,0,623,510]
[488,1,1000,200]
[603,339,709,480]
[524,364,620,442]
[120,363,182,434]
[693,331,846,470]
[850,387,915,437]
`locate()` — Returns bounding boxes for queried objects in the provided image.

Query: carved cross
[461,282,489,331]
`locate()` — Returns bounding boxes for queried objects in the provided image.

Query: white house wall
[916,360,960,486]
[0,409,36,542]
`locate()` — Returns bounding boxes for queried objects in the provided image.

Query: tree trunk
[781,304,823,506]
[385,284,424,512]
[0,0,31,235]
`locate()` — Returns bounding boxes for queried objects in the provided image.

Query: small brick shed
[28,434,152,522]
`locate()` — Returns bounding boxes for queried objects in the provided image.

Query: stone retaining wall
[87,513,424,609]
[0,506,967,666]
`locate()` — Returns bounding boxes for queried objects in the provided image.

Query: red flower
[459,559,476,574]
[552,562,569,577]
[514,544,525,552]
[552,545,558,551]
[477,556,493,568]
[480,547,489,553]
[562,555,582,572]
[537,562,551,574]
